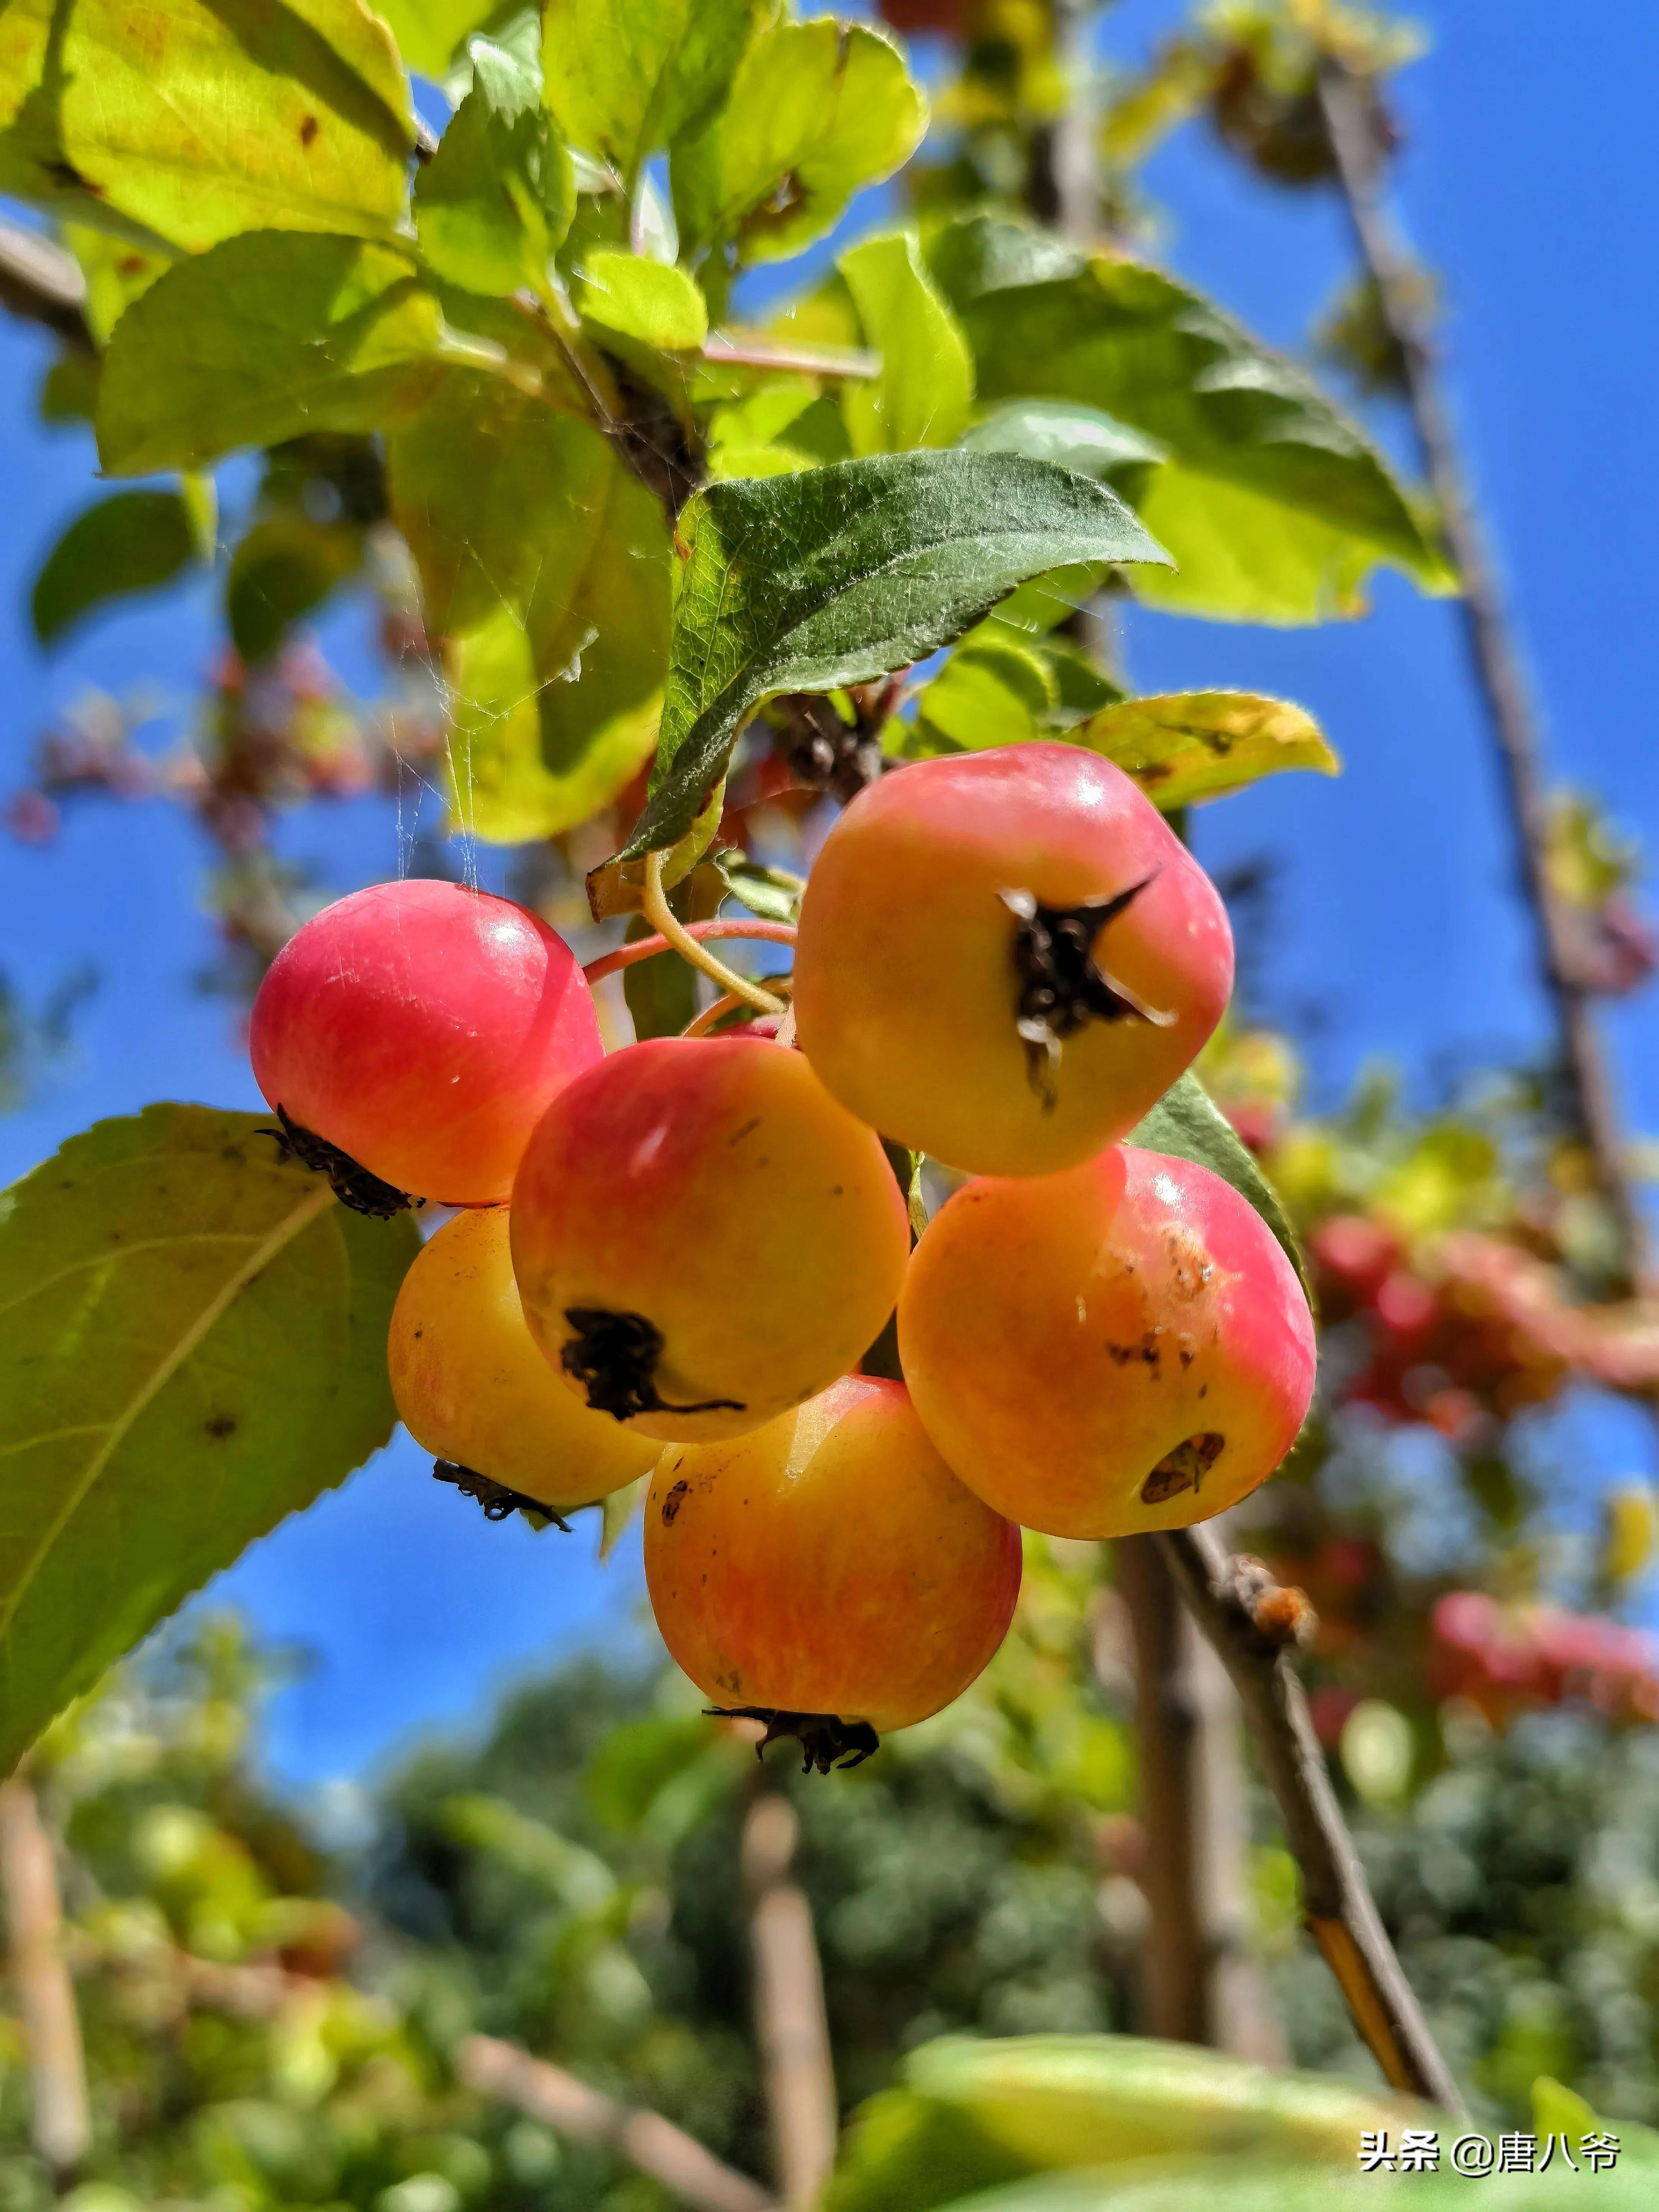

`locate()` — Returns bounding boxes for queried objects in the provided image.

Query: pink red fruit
[644,1374,1022,1765]
[250,880,600,1205]
[510,1038,910,1445]
[898,1144,1316,1538]
[791,744,1234,1177]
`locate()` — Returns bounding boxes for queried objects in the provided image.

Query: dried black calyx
[262,1105,417,1218]
[561,1309,745,1423]
[1003,879,1176,1106]
[1140,1431,1226,1506]
[705,1707,880,1775]
[432,1461,570,1531]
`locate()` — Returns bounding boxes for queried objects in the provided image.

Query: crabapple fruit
[250,880,601,1205]
[898,1144,1316,1538]
[511,1037,910,1445]
[791,744,1233,1177]
[644,1374,1022,1766]
[388,1208,658,1516]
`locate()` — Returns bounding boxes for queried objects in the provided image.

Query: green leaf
[1130,1074,1314,1310]
[376,0,502,80]
[572,248,708,349]
[226,518,362,664]
[841,232,974,457]
[543,0,764,186]
[415,33,574,295]
[97,234,456,476]
[61,224,170,346]
[31,490,204,648]
[0,1105,416,1776]
[1077,692,1339,810]
[911,635,1058,753]
[936,216,1452,624]
[605,451,1170,875]
[708,848,804,925]
[387,380,670,841]
[961,399,1168,482]
[0,0,412,253]
[673,18,925,266]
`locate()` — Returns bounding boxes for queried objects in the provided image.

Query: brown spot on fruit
[661,1479,690,1525]
[1141,1431,1225,1505]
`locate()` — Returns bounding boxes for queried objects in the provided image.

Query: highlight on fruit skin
[898,1143,1316,1539]
[644,1374,1023,1768]
[249,879,602,1207]
[510,1037,911,1446]
[388,1207,659,1519]
[791,743,1234,1179]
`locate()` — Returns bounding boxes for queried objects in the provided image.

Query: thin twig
[642,851,786,1016]
[1158,1523,1466,2114]
[0,218,94,354]
[0,1778,91,2177]
[741,1792,838,2210]
[583,919,797,986]
[1318,61,1646,1289]
[459,2035,779,2212]
[702,332,879,380]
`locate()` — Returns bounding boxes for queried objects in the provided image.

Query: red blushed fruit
[644,1375,1022,1767]
[511,1038,911,1445]
[792,745,1234,1178]
[898,1144,1316,1538]
[249,881,600,1206]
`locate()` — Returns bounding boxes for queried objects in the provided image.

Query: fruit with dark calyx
[791,744,1233,1177]
[511,1037,910,1444]
[389,1208,658,1520]
[898,1144,1316,1538]
[644,1374,1022,1770]
[250,880,601,1207]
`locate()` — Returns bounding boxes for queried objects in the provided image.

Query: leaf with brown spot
[1077,691,1339,810]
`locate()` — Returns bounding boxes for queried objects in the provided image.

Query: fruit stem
[682,992,749,1038]
[639,852,787,1015]
[582,917,797,987]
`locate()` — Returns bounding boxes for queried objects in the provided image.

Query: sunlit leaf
[376,0,502,80]
[415,33,574,295]
[572,248,708,349]
[0,1106,416,1776]
[673,18,925,266]
[841,231,974,456]
[961,398,1167,482]
[543,0,764,186]
[1078,691,1339,809]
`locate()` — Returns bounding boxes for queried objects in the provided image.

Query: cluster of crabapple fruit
[249,743,1317,1770]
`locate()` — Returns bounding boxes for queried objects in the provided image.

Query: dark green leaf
[607,452,1170,873]
[1077,691,1339,810]
[933,215,1453,623]
[0,1105,417,1776]
[673,18,925,265]
[1130,1073,1314,1310]
[31,490,203,648]
[415,33,574,295]
[961,399,1168,489]
[623,915,698,1041]
[543,0,762,186]
[842,231,974,456]
[226,518,362,665]
[0,0,411,251]
[97,234,462,476]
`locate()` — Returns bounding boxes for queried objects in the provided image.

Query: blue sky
[1,0,1655,1784]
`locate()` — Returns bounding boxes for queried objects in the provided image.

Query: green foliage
[1079,692,1340,810]
[0,0,412,249]
[673,18,926,268]
[570,247,709,347]
[226,517,361,665]
[96,235,462,476]
[415,33,575,295]
[378,0,505,82]
[608,451,1169,877]
[30,488,209,647]
[0,1107,415,1774]
[931,214,1452,623]
[961,401,1169,486]
[543,0,764,190]
[1130,1073,1314,1307]
[841,232,975,456]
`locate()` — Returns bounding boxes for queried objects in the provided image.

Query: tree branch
[0,217,93,354]
[741,1791,838,2211]
[1158,1523,1466,2115]
[0,1777,91,2178]
[1317,61,1647,1290]
[456,2037,780,2212]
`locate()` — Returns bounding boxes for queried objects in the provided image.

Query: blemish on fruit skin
[727,1117,762,1147]
[661,1480,690,1525]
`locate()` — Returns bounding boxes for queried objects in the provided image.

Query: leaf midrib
[0,1181,336,1653]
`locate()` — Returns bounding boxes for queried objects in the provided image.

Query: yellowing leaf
[1077,691,1339,808]
[573,248,708,349]
[543,0,764,185]
[673,19,925,265]
[376,0,499,79]
[841,231,973,456]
